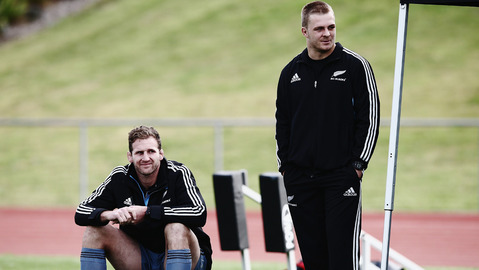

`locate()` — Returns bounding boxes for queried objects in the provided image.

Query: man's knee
[164,223,201,252]
[165,223,190,235]
[164,223,191,249]
[82,225,116,249]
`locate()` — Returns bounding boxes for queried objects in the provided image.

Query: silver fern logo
[331,70,347,81]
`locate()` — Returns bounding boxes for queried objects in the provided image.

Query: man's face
[302,12,336,58]
[127,136,163,177]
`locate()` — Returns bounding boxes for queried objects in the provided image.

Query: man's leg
[81,224,142,270]
[324,167,362,270]
[284,172,328,270]
[164,223,202,270]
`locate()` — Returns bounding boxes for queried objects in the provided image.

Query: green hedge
[0,0,28,30]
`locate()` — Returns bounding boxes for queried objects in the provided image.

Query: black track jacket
[276,43,380,173]
[75,158,212,268]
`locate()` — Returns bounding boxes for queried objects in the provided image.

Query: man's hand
[355,169,363,179]
[100,206,147,225]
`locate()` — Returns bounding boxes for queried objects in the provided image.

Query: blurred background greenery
[1,0,478,269]
[0,0,478,212]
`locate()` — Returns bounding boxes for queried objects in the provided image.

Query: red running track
[0,208,478,268]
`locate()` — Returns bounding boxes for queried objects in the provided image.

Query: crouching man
[75,126,212,270]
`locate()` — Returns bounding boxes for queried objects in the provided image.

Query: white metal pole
[241,248,251,270]
[282,203,296,270]
[287,250,296,270]
[381,3,409,270]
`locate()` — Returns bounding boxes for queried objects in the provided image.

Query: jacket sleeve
[275,67,291,173]
[149,163,207,227]
[74,166,123,226]
[351,58,380,169]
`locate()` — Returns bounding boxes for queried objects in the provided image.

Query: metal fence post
[79,124,88,202]
[214,123,224,172]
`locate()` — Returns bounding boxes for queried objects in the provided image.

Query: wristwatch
[352,160,366,171]
[145,206,151,216]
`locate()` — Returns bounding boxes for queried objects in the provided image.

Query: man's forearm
[100,206,148,225]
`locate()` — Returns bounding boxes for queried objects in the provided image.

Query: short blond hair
[301,1,333,28]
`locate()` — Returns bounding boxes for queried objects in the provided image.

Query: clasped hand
[101,206,147,225]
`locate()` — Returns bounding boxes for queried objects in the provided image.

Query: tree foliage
[0,0,28,30]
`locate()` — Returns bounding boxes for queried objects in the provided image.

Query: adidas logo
[331,70,347,81]
[290,73,301,83]
[123,197,133,206]
[343,187,357,197]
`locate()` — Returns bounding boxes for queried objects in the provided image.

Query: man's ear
[301,27,308,38]
[159,149,165,160]
[127,151,133,163]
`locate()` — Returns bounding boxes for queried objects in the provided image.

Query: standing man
[75,126,212,270]
[275,1,380,269]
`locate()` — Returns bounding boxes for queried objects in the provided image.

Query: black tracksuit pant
[284,165,362,270]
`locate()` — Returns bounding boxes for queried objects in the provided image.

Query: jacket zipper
[129,175,161,206]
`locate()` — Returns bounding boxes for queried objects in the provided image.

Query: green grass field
[0,255,477,270]
[0,0,478,268]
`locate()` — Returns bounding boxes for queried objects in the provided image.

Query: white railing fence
[361,231,423,270]
[0,117,478,203]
